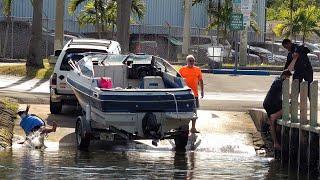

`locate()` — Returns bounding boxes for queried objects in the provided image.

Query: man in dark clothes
[263,70,292,150]
[282,39,313,92]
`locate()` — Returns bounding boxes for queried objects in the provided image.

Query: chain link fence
[130,24,217,64]
[0,16,94,60]
[1,17,318,67]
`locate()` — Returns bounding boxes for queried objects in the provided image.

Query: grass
[0,98,18,114]
[0,59,54,79]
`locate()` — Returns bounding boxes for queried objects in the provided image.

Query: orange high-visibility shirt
[179,66,203,97]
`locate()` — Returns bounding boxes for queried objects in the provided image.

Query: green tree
[273,5,320,42]
[192,0,260,42]
[68,0,145,38]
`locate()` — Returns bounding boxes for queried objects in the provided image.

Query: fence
[5,16,314,67]
[276,79,319,178]
[0,16,94,60]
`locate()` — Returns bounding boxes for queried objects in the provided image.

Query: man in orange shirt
[179,55,204,133]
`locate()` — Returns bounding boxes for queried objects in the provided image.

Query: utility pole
[182,0,191,60]
[217,0,221,44]
[54,0,64,51]
[239,0,253,66]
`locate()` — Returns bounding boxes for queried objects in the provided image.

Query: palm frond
[68,0,87,14]
[2,0,13,16]
[131,0,145,20]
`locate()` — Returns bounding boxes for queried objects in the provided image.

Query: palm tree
[192,0,260,43]
[27,0,44,68]
[273,5,320,43]
[1,0,13,57]
[68,0,145,39]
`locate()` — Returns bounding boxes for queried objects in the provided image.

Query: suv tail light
[51,73,57,86]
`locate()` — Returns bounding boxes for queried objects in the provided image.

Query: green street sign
[230,13,244,31]
[233,0,241,3]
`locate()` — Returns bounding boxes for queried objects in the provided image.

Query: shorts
[264,105,281,118]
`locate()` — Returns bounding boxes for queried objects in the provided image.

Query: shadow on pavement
[46,105,81,128]
[0,76,32,89]
[59,132,76,148]
[26,66,52,91]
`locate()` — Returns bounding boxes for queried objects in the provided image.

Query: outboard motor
[142,112,161,140]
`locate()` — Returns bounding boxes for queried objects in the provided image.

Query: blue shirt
[20,115,44,135]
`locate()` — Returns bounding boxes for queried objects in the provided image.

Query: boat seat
[142,76,165,89]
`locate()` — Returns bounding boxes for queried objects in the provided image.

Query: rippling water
[0,133,288,179]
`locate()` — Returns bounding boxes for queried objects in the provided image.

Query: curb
[0,58,26,63]
[248,108,268,132]
[202,69,270,76]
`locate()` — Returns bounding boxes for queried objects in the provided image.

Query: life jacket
[20,115,45,135]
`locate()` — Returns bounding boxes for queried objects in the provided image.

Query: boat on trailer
[66,53,197,150]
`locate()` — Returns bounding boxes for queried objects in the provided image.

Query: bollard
[281,79,290,166]
[308,81,319,178]
[298,81,309,175]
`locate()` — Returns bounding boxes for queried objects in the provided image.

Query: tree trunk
[54,0,64,51]
[94,0,101,39]
[2,15,11,58]
[27,0,44,68]
[116,0,132,54]
[289,0,293,38]
[182,0,191,56]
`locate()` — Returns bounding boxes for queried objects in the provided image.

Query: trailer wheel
[174,125,189,151]
[76,118,90,150]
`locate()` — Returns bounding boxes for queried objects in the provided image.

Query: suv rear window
[60,48,108,71]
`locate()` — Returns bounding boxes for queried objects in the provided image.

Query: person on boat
[179,54,204,133]
[18,105,57,139]
[263,70,292,150]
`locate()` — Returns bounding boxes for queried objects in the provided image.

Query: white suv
[50,38,121,114]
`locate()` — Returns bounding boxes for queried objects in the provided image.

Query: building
[0,0,266,60]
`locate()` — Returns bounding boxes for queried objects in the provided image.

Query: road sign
[241,0,253,27]
[230,13,243,31]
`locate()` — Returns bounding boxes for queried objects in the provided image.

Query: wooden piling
[276,79,319,177]
[281,79,290,165]
[298,81,309,174]
[289,80,300,171]
[308,81,319,178]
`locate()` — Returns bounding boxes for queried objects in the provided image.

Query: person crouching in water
[263,70,292,150]
[17,105,57,148]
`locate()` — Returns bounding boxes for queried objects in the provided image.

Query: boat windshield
[77,54,179,76]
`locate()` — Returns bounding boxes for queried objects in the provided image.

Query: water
[0,133,289,179]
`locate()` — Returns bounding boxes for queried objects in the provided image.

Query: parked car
[49,38,121,114]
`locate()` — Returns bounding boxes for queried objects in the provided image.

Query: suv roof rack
[68,41,111,48]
